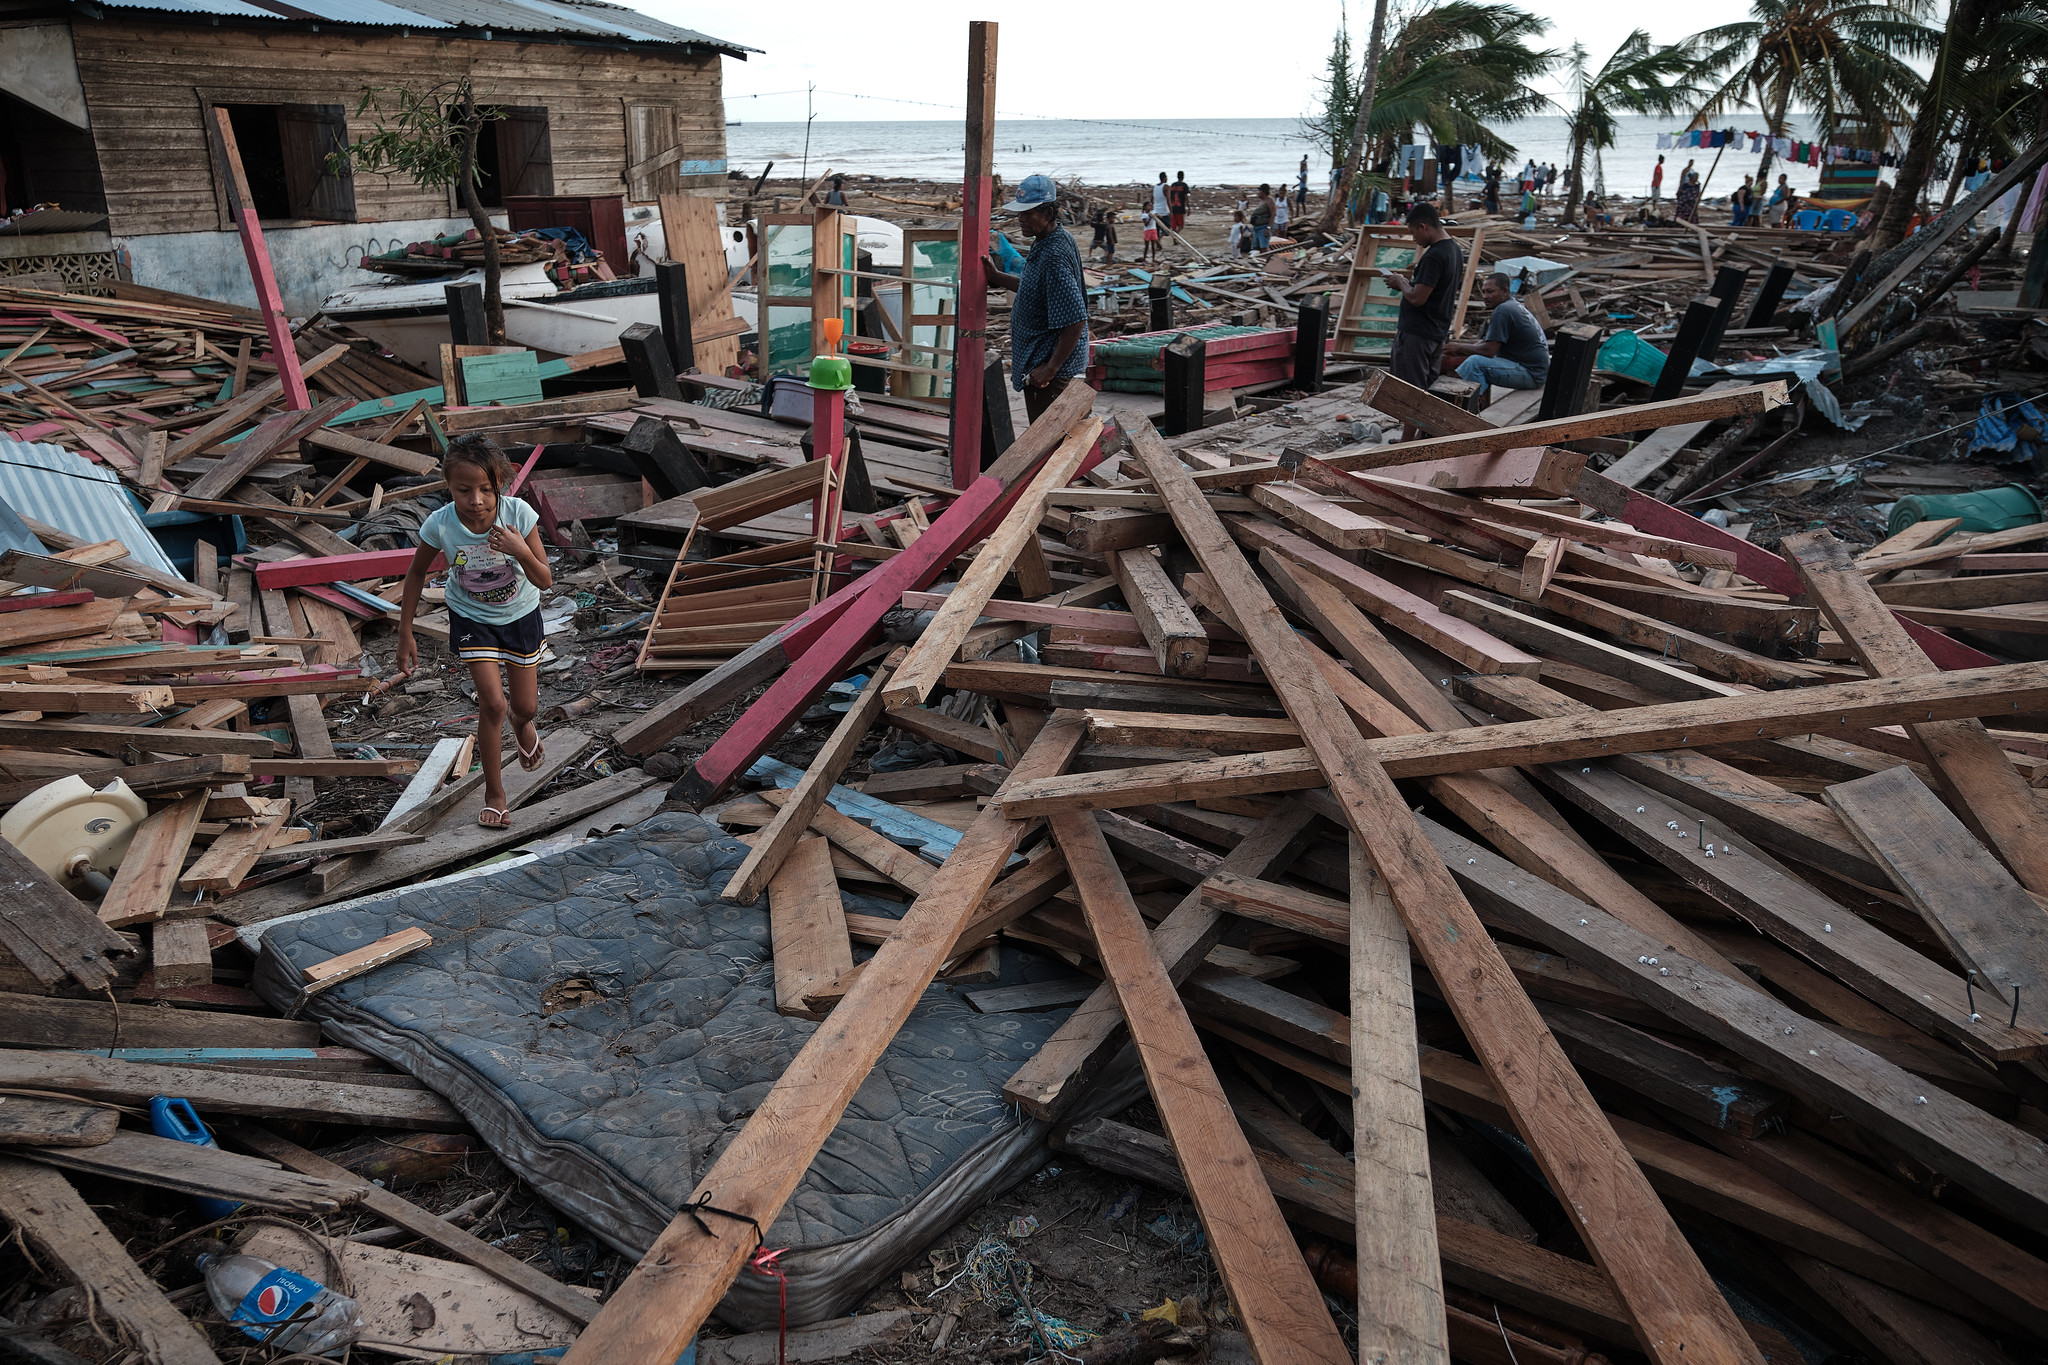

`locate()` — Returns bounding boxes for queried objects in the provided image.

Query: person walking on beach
[1442,272,1549,399]
[1152,172,1171,226]
[1651,155,1664,205]
[1732,174,1754,226]
[1675,164,1702,224]
[1484,163,1502,215]
[1087,207,1118,263]
[1167,172,1190,234]
[1140,202,1161,263]
[1273,186,1291,239]
[1768,173,1793,226]
[1376,202,1462,437]
[1250,183,1277,249]
[982,174,1090,422]
[1229,209,1253,257]
[1296,156,1309,211]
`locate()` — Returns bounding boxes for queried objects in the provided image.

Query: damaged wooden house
[0,0,750,309]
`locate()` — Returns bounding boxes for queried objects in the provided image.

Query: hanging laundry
[1658,133,1673,149]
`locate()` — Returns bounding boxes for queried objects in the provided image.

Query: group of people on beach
[1085,161,1317,264]
[1657,155,1797,226]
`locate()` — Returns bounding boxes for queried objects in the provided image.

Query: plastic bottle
[196,1251,363,1355]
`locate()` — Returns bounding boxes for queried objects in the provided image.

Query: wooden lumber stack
[564,369,2048,1365]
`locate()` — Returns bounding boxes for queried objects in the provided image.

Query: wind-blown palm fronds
[1686,0,1938,180]
[1556,33,1706,224]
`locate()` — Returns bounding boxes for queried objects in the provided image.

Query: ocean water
[725,112,1845,201]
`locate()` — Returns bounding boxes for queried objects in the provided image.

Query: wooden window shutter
[279,105,356,221]
[625,104,682,202]
[497,108,554,198]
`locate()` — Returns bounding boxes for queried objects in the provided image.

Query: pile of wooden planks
[1,281,434,445]
[566,369,2048,1365]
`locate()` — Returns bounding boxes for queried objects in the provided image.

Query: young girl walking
[395,436,554,828]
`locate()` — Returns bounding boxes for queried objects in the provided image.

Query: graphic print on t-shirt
[449,537,521,605]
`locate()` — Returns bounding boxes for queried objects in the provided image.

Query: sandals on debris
[516,724,545,772]
[478,806,512,829]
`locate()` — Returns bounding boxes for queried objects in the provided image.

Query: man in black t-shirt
[1376,201,1463,437]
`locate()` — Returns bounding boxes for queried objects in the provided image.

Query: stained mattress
[251,811,1131,1329]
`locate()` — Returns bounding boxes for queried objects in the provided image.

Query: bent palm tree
[1686,0,1936,184]
[1874,0,2048,251]
[1312,0,1554,236]
[1556,34,1705,225]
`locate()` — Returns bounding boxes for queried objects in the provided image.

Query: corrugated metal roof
[0,440,179,578]
[273,0,455,28]
[78,0,753,50]
[90,0,284,18]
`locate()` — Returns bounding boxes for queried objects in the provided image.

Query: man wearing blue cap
[982,173,1090,422]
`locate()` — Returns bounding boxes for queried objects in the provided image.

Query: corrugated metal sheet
[0,440,180,578]
[275,0,454,27]
[78,0,753,49]
[90,0,285,18]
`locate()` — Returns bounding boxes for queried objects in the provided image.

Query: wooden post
[980,353,1015,467]
[1650,296,1720,402]
[655,261,697,373]
[1699,264,1751,362]
[211,106,309,411]
[810,383,848,552]
[1163,334,1206,437]
[1745,259,1796,329]
[619,414,708,500]
[1295,294,1329,394]
[1536,322,1601,421]
[951,22,998,488]
[619,322,682,402]
[1149,281,1172,332]
[445,283,488,346]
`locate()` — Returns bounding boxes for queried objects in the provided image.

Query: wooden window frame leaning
[1125,419,1762,1365]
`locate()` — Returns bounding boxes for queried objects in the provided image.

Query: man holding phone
[1377,202,1462,437]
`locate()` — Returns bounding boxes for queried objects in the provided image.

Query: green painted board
[459,351,546,406]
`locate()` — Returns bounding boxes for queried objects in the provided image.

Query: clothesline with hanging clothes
[1653,128,1905,168]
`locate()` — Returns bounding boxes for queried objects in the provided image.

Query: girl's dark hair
[442,435,516,497]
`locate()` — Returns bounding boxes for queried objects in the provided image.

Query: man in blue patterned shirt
[982,173,1090,422]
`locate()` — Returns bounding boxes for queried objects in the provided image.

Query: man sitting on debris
[1376,201,1463,438]
[983,173,1090,422]
[1441,271,1549,399]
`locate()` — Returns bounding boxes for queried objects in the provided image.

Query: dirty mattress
[252,811,1126,1329]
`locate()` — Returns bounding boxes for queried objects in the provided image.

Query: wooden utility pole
[210,107,310,411]
[952,22,998,487]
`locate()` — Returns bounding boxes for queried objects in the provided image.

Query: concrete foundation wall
[116,214,507,316]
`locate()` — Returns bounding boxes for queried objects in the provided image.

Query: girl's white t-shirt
[418,495,542,625]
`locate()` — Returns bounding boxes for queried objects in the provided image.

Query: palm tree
[1872,0,2047,251]
[1686,0,1936,185]
[1555,34,1706,225]
[1311,0,1555,236]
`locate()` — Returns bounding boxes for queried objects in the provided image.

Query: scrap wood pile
[0,282,434,447]
[574,369,2048,1363]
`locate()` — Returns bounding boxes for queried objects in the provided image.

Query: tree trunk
[457,90,505,344]
[1872,0,1985,252]
[1940,118,1981,211]
[1563,130,1586,227]
[1757,81,1792,182]
[1313,0,1391,239]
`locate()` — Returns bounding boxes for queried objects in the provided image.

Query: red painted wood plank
[48,309,130,347]
[0,591,94,614]
[254,550,439,589]
[296,583,383,621]
[670,425,1110,803]
[1578,470,1998,670]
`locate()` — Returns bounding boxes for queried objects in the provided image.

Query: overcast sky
[657,0,1825,124]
